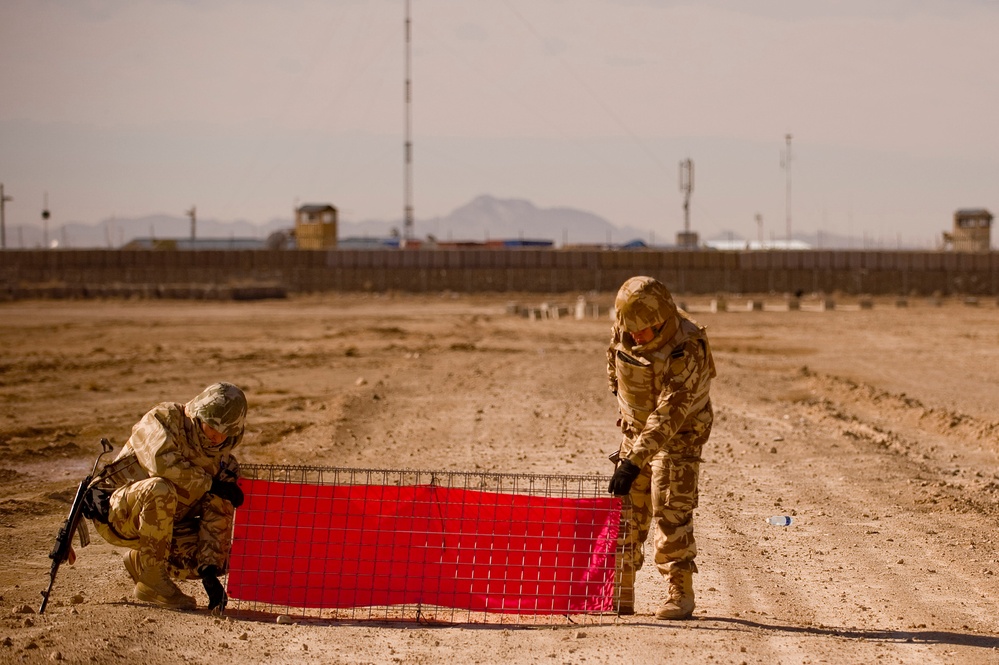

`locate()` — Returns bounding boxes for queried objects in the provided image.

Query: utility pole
[677,158,697,248]
[187,206,196,244]
[780,134,793,243]
[0,184,11,250]
[41,193,50,249]
[755,213,763,246]
[402,0,414,244]
[679,158,693,235]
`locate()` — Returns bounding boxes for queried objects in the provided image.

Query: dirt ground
[2,291,999,664]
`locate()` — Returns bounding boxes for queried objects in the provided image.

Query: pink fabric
[227,479,622,614]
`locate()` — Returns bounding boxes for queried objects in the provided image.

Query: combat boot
[656,569,694,620]
[134,562,197,610]
[123,550,142,583]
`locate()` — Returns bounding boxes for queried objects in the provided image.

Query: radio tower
[676,158,697,248]
[402,0,414,244]
[780,134,793,243]
[187,206,196,244]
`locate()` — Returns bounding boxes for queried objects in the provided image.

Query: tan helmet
[187,382,247,438]
[614,276,677,333]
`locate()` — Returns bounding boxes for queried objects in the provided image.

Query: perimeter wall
[2,249,998,296]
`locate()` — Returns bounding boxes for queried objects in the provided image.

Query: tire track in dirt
[796,368,999,517]
[696,349,999,663]
[5,299,999,665]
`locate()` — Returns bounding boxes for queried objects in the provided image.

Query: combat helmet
[187,382,247,438]
[614,276,678,333]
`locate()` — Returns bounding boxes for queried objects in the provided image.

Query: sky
[1,0,997,247]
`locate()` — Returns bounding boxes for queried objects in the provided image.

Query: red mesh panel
[227,478,621,614]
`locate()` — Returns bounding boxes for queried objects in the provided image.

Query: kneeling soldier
[89,382,247,611]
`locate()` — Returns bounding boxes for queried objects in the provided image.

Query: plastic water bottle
[767,515,792,526]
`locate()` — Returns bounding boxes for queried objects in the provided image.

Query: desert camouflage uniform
[93,393,243,580]
[607,277,716,605]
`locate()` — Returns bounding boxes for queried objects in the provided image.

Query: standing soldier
[88,382,248,611]
[606,276,716,619]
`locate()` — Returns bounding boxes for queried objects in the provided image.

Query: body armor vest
[614,316,714,434]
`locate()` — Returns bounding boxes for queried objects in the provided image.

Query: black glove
[608,459,641,496]
[200,565,228,614]
[209,478,245,508]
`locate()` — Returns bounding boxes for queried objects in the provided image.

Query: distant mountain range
[3,195,654,249]
[2,194,931,250]
[414,196,653,246]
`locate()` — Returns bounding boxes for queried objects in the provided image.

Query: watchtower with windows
[943,208,992,252]
[295,204,338,249]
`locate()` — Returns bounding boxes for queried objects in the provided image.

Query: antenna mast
[403,0,414,244]
[676,158,697,248]
[781,134,792,243]
[187,206,196,244]
[679,158,693,235]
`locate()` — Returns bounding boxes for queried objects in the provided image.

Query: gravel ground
[1,293,998,664]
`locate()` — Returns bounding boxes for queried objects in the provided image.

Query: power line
[499,0,671,175]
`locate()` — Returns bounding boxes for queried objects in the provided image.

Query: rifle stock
[39,438,114,614]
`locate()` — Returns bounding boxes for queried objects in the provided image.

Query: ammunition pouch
[95,452,149,489]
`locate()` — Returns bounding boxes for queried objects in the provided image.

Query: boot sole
[134,583,197,610]
[655,608,694,620]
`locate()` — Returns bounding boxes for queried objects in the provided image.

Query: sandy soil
[2,292,999,664]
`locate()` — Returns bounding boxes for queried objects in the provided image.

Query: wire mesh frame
[225,464,634,626]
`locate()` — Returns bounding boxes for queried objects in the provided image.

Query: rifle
[39,438,114,614]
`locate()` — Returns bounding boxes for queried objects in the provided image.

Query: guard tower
[942,208,992,252]
[295,204,338,250]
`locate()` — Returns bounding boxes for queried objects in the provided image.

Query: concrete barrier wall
[1,249,998,295]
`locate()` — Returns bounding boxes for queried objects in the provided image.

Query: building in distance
[295,204,338,249]
[942,208,992,252]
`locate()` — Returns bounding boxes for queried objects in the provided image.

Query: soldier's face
[630,327,655,345]
[201,422,227,445]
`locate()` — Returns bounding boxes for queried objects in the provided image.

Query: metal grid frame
[225,464,632,625]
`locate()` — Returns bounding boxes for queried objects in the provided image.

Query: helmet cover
[614,276,677,333]
[187,382,247,438]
